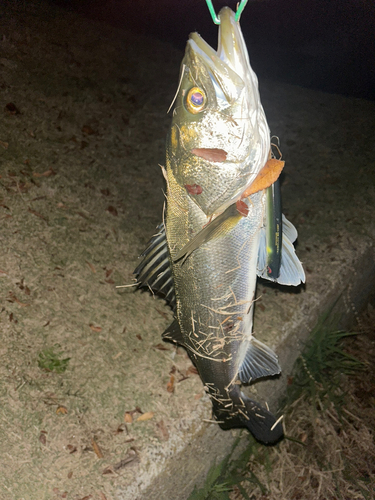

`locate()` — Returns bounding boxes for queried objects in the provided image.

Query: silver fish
[135,7,305,444]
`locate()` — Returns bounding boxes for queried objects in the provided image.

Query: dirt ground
[0,2,374,500]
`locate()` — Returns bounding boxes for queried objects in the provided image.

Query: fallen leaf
[89,324,102,332]
[28,208,47,221]
[113,450,138,470]
[166,374,175,393]
[0,140,8,149]
[91,438,104,458]
[5,102,20,115]
[124,412,133,424]
[86,261,96,273]
[32,167,56,178]
[39,432,47,445]
[153,343,169,351]
[155,307,168,320]
[106,206,118,216]
[8,292,30,307]
[187,365,199,375]
[82,125,96,135]
[136,411,154,422]
[56,406,68,415]
[112,351,122,360]
[156,420,169,441]
[241,158,285,198]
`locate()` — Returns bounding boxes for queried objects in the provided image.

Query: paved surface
[0,2,374,499]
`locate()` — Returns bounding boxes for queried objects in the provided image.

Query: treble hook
[205,0,249,25]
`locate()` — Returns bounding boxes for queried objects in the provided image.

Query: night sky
[51,0,374,100]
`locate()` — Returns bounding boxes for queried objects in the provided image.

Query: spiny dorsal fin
[238,337,281,383]
[134,224,176,310]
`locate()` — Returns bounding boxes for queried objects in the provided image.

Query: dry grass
[229,302,375,500]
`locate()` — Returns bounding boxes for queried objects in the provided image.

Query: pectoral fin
[173,203,242,262]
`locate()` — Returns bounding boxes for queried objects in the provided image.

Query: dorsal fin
[134,224,176,310]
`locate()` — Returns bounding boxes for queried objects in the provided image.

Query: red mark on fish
[236,200,249,217]
[185,184,203,195]
[191,148,227,162]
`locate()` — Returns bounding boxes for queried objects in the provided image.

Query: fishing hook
[205,0,249,25]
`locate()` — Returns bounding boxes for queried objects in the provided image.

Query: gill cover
[167,8,270,216]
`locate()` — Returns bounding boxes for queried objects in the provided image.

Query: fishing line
[205,0,249,24]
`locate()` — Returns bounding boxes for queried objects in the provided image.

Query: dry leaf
[82,125,96,135]
[28,208,47,221]
[124,412,133,424]
[56,406,68,415]
[187,365,199,375]
[39,432,47,445]
[113,450,138,470]
[86,261,96,273]
[5,102,20,115]
[89,324,102,332]
[8,292,30,307]
[155,307,168,320]
[0,140,9,149]
[91,438,104,459]
[241,158,285,198]
[136,411,154,422]
[33,167,56,178]
[166,374,175,393]
[153,343,169,351]
[156,420,169,441]
[106,205,118,216]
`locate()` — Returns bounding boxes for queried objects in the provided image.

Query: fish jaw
[167,8,270,217]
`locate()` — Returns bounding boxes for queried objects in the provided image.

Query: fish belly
[165,166,265,390]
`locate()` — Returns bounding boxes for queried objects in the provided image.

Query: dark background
[50,0,375,101]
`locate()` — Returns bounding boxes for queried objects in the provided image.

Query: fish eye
[186,87,206,114]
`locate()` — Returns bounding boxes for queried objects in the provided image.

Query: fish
[134,7,305,444]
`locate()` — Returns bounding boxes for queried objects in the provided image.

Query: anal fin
[238,337,281,383]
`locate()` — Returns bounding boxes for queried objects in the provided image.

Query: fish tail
[238,394,283,444]
[218,392,283,444]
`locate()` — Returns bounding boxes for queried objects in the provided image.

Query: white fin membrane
[238,337,281,383]
[257,215,305,286]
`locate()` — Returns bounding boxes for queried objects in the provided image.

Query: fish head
[167,7,270,217]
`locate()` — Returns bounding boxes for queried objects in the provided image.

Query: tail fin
[218,393,283,444]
